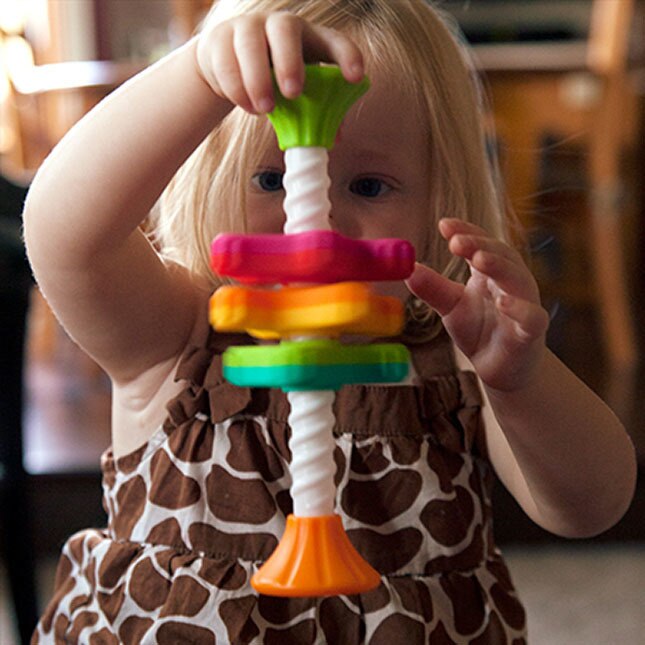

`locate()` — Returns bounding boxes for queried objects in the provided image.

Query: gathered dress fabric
[32,324,527,644]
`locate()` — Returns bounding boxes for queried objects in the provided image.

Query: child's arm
[23,39,230,383]
[407,218,637,538]
[23,15,363,385]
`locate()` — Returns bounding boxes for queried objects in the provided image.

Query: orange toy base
[251,514,380,597]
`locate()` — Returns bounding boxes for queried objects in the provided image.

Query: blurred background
[0,1,644,643]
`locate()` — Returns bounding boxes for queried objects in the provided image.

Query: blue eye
[350,177,390,198]
[252,170,284,192]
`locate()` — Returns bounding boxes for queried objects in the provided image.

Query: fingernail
[347,63,362,80]
[258,97,274,113]
[283,78,300,97]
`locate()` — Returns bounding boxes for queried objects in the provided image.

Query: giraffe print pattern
[32,329,527,644]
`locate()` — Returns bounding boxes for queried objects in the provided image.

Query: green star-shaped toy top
[268,65,370,150]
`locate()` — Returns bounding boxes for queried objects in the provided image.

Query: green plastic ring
[222,339,409,391]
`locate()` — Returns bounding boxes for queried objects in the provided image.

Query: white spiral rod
[282,145,336,517]
[283,147,331,234]
[287,390,336,516]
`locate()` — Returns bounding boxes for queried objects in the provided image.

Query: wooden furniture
[471,0,642,389]
[7,59,143,171]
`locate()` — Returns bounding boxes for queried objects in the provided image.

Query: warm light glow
[0,33,34,155]
[0,120,17,153]
[0,0,46,160]
[0,0,26,35]
[4,34,34,79]
[0,55,14,153]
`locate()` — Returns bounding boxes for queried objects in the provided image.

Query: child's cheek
[245,197,286,235]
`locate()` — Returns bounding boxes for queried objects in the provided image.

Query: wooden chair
[472,0,642,391]
[585,0,639,375]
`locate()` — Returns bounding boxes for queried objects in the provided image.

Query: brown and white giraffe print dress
[33,327,527,644]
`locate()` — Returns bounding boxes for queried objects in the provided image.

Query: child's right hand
[196,11,365,115]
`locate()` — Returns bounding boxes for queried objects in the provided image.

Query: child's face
[246,70,430,299]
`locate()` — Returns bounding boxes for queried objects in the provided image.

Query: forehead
[254,68,428,165]
[337,70,427,157]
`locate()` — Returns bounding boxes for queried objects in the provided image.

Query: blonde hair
[151,0,510,339]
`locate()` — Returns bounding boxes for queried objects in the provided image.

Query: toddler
[24,0,636,643]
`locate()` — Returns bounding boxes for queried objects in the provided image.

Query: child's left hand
[406,218,550,393]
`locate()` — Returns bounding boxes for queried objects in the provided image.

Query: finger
[439,218,523,275]
[210,26,256,113]
[302,25,365,83]
[497,294,550,341]
[470,250,541,302]
[445,230,539,301]
[266,14,364,99]
[265,13,307,98]
[405,262,464,317]
[448,233,523,267]
[233,16,275,113]
[438,217,491,241]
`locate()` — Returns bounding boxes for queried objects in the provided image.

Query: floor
[506,544,645,644]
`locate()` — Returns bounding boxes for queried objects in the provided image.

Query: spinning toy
[209,66,416,596]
